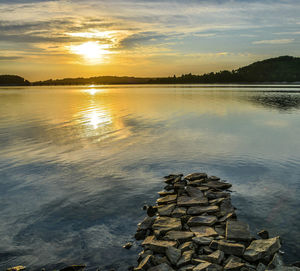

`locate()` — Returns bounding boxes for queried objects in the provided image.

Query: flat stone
[192,236,213,246]
[214,225,225,236]
[152,216,182,234]
[206,191,230,200]
[218,212,235,223]
[179,241,194,252]
[134,255,153,271]
[142,236,177,253]
[218,240,245,256]
[224,258,245,271]
[157,194,177,205]
[206,250,224,264]
[177,250,193,267]
[208,176,220,181]
[184,173,207,181]
[219,198,235,216]
[193,261,222,271]
[138,217,156,230]
[148,263,175,271]
[6,267,26,271]
[226,220,251,241]
[138,250,153,263]
[178,265,194,271]
[190,226,218,238]
[158,191,176,197]
[243,236,281,262]
[209,198,226,205]
[164,231,194,243]
[151,255,169,266]
[166,246,181,265]
[205,181,232,190]
[187,205,219,215]
[186,186,205,198]
[158,204,176,216]
[172,207,187,218]
[188,179,206,187]
[187,215,217,227]
[177,195,208,207]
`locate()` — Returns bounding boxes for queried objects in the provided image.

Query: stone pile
[134,173,299,271]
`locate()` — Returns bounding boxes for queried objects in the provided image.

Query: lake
[0,85,299,270]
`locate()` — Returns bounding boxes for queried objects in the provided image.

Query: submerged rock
[6,267,26,271]
[123,242,133,249]
[258,229,269,239]
[226,220,251,242]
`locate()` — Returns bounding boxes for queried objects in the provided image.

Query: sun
[69,41,111,63]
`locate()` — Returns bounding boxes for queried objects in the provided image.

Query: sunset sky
[0,0,299,81]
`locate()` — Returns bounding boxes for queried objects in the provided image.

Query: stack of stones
[134,173,299,271]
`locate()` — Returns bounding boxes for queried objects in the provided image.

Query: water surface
[0,85,300,270]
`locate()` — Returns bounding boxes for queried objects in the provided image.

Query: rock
[205,181,232,190]
[6,267,26,271]
[205,250,224,264]
[135,230,147,240]
[218,240,245,256]
[219,198,235,216]
[157,194,177,205]
[243,236,281,262]
[192,236,213,246]
[177,195,208,207]
[177,250,194,267]
[179,241,194,252]
[184,173,207,181]
[187,215,217,227]
[224,258,245,270]
[209,198,226,205]
[193,261,222,271]
[190,226,218,238]
[158,204,176,216]
[214,225,225,236]
[123,242,133,249]
[147,206,158,217]
[267,253,284,269]
[134,255,153,271]
[152,217,182,234]
[151,255,170,266]
[148,263,175,271]
[158,191,176,197]
[292,262,300,268]
[188,179,206,187]
[142,236,177,253]
[209,240,219,250]
[60,266,86,271]
[224,255,243,265]
[203,246,213,254]
[208,176,220,181]
[165,185,174,191]
[187,205,219,215]
[138,217,156,231]
[172,207,187,218]
[164,231,194,243]
[178,265,195,271]
[185,186,205,198]
[206,191,230,200]
[258,230,269,239]
[218,212,236,223]
[226,220,251,242]
[257,263,267,271]
[166,246,181,265]
[138,250,153,263]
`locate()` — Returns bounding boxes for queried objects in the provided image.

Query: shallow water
[0,85,299,270]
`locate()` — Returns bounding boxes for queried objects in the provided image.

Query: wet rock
[157,194,177,205]
[177,195,208,207]
[218,240,245,256]
[138,250,153,263]
[178,265,194,271]
[6,267,26,271]
[123,242,133,249]
[192,236,213,246]
[193,261,222,271]
[147,206,158,217]
[226,220,251,242]
[60,266,86,271]
[138,217,156,231]
[292,262,300,268]
[164,231,194,243]
[148,263,175,271]
[224,258,245,270]
[209,240,219,250]
[256,263,267,271]
[134,255,153,271]
[205,181,232,190]
[218,212,236,223]
[185,186,205,198]
[158,204,176,216]
[165,185,174,191]
[158,191,176,197]
[209,198,226,205]
[267,253,284,270]
[219,198,235,216]
[177,250,194,267]
[187,205,219,215]
[152,255,170,266]
[188,179,206,187]
[214,225,225,236]
[179,241,194,252]
[166,246,181,265]
[258,230,269,239]
[152,216,182,234]
[243,236,281,262]
[172,207,187,218]
[142,236,177,253]
[184,173,207,181]
[190,226,218,238]
[135,229,147,240]
[205,250,224,264]
[208,176,220,181]
[203,246,213,254]
[187,215,217,227]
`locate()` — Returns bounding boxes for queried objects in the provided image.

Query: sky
[0,0,299,81]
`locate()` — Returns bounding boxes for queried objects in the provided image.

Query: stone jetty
[133,173,300,271]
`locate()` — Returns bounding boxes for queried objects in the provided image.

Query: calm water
[0,85,299,270]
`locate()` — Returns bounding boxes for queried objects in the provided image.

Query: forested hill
[0,75,30,86]
[1,56,300,86]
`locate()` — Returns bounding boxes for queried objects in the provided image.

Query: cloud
[252,39,294,45]
[0,56,22,61]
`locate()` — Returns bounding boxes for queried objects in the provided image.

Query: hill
[0,75,30,86]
